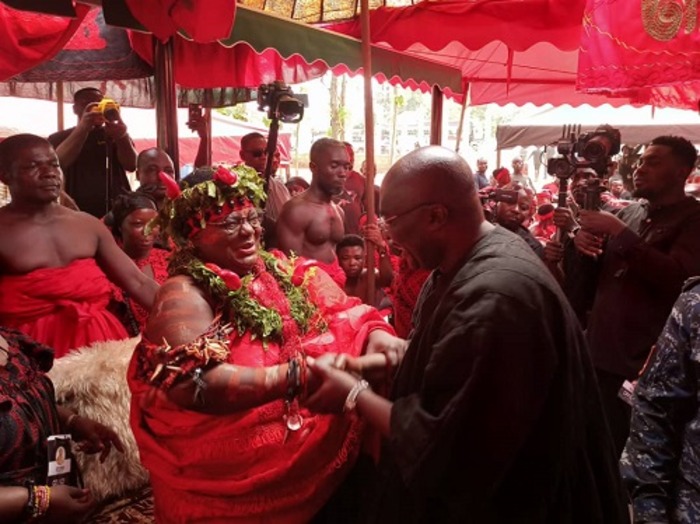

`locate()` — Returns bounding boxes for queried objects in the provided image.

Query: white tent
[496,104,700,150]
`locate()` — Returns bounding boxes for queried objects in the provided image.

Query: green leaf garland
[169,249,326,345]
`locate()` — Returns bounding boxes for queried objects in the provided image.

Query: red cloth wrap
[0,259,128,358]
[128,257,394,523]
[315,256,347,289]
[389,256,431,339]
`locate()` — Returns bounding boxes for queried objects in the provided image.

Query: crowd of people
[1,86,700,523]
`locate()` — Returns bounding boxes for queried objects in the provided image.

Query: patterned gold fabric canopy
[239,0,417,23]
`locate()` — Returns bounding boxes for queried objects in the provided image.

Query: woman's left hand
[70,416,125,462]
[303,357,358,414]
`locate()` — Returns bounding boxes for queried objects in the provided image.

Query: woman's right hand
[45,485,93,523]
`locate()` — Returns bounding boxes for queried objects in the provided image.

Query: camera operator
[239,132,291,248]
[492,185,544,258]
[49,88,136,218]
[559,135,700,456]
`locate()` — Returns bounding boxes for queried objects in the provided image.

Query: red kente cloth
[0,259,128,358]
[389,255,431,339]
[316,256,347,289]
[128,259,393,523]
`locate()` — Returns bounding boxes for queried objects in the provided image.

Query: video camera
[479,187,520,223]
[547,124,621,210]
[256,82,306,124]
[479,188,519,206]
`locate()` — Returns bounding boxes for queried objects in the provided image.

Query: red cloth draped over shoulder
[0,259,128,358]
[315,256,347,289]
[128,259,393,523]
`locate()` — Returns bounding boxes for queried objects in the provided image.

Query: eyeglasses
[379,203,435,227]
[209,211,263,234]
[244,149,267,159]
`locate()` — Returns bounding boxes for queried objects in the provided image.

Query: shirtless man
[277,138,350,287]
[0,134,158,358]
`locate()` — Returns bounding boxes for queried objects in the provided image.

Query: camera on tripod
[256,82,307,124]
[547,124,621,210]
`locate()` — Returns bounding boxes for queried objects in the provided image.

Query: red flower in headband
[214,165,238,186]
[158,171,182,199]
[205,263,242,291]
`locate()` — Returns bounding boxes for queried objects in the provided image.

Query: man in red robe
[0,134,158,357]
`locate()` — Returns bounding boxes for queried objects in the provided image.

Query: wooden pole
[360,0,376,305]
[204,88,213,166]
[430,85,443,145]
[154,38,180,178]
[455,85,470,152]
[56,81,65,131]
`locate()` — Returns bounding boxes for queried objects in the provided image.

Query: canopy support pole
[56,81,65,131]
[361,0,376,304]
[154,37,180,178]
[203,88,213,166]
[454,84,470,152]
[430,85,443,146]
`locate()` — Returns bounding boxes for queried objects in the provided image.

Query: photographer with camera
[491,185,544,258]
[49,88,136,218]
[560,135,700,457]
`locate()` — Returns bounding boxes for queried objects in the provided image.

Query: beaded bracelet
[34,485,51,518]
[23,481,36,520]
[24,483,51,520]
[286,357,301,402]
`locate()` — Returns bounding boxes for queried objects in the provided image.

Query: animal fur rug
[48,336,149,503]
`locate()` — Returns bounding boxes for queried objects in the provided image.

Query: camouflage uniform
[621,277,700,523]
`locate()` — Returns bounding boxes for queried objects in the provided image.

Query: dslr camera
[91,98,121,122]
[547,124,621,210]
[257,82,306,124]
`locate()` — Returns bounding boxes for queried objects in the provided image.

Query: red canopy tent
[578,0,700,110]
[5,0,700,109]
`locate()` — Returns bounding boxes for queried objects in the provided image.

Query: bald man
[305,147,628,523]
[135,147,176,209]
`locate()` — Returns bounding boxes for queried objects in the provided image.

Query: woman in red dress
[108,193,169,335]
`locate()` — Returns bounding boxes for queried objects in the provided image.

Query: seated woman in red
[127,166,403,523]
[108,193,169,335]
